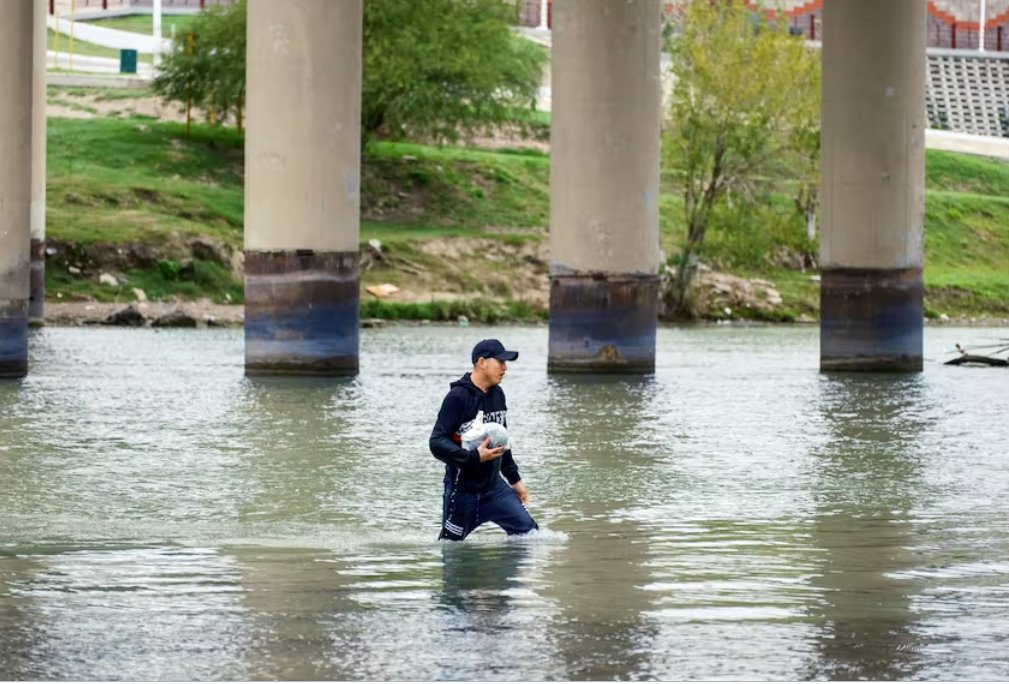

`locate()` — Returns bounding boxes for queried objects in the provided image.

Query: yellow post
[185,32,195,136]
[69,0,76,71]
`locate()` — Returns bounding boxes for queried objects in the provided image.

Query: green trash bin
[120,49,138,74]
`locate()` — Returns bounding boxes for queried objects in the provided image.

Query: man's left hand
[511,481,529,505]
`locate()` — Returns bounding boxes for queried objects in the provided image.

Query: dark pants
[439,476,538,541]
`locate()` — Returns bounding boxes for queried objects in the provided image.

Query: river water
[1,324,1007,680]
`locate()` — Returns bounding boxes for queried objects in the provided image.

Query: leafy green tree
[196,0,247,129]
[663,1,820,315]
[362,0,547,143]
[153,0,545,143]
[152,0,246,133]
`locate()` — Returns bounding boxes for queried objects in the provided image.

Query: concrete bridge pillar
[820,0,926,372]
[548,0,662,374]
[30,0,47,325]
[0,0,34,378]
[244,0,362,376]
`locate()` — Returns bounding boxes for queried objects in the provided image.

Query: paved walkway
[48,51,154,77]
[924,129,1009,159]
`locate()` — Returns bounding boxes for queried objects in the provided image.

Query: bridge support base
[820,267,923,372]
[244,250,360,376]
[548,272,659,374]
[0,302,28,379]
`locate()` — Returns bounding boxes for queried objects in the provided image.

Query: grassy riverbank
[43,107,1009,322]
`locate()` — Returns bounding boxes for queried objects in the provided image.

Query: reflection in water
[538,376,657,679]
[439,542,529,615]
[808,375,931,680]
[236,377,364,531]
[0,555,42,681]
[233,546,362,681]
[432,542,553,679]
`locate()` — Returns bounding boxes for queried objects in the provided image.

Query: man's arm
[430,392,480,468]
[500,449,521,485]
[497,393,527,502]
[501,449,529,504]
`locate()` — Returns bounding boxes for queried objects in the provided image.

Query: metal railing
[49,0,231,13]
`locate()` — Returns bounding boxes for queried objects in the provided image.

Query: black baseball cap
[471,339,519,364]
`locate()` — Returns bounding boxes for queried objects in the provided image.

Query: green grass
[48,117,244,248]
[916,150,1009,315]
[926,149,1009,196]
[42,111,1009,319]
[361,298,546,323]
[363,141,549,230]
[88,14,199,36]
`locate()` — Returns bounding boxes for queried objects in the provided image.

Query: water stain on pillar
[244,250,360,376]
[0,299,28,378]
[548,272,659,373]
[820,267,923,372]
[28,239,44,325]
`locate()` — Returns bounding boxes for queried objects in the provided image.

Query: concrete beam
[31,0,48,324]
[548,0,662,373]
[820,0,926,372]
[0,0,33,378]
[244,0,363,376]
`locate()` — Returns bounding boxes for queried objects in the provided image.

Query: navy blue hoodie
[429,372,521,492]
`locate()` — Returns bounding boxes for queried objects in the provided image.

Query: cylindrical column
[980,0,987,51]
[244,0,362,375]
[0,0,33,378]
[820,0,926,372]
[548,0,661,374]
[152,0,162,67]
[30,0,47,325]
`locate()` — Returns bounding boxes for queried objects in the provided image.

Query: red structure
[657,1,1009,52]
[517,0,551,28]
[771,0,1009,51]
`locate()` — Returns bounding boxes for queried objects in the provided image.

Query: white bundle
[460,411,511,451]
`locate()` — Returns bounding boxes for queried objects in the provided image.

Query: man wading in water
[429,339,538,541]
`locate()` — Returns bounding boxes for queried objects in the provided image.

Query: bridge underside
[0,0,928,377]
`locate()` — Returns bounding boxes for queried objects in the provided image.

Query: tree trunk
[675,251,698,310]
[672,236,702,314]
